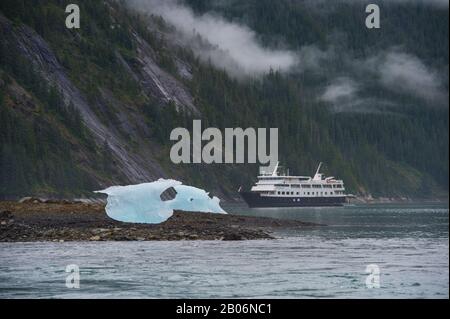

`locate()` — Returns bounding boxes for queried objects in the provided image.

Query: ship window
[282,192,285,195]
[296,192,299,195]
[301,185,311,188]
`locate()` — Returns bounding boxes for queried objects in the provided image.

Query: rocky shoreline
[0,201,321,242]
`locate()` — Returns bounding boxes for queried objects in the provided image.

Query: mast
[313,162,323,180]
[315,162,322,176]
[271,162,280,176]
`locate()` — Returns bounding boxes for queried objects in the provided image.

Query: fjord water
[0,204,448,298]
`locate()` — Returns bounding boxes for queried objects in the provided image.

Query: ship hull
[240,192,347,208]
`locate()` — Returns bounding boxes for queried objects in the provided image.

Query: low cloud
[321,77,359,104]
[319,77,391,113]
[126,0,297,77]
[126,1,447,110]
[297,45,334,72]
[313,0,449,8]
[374,0,448,7]
[364,50,448,104]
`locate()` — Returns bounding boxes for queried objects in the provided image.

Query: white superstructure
[251,162,346,198]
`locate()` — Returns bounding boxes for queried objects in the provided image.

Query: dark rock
[222,233,243,241]
[0,200,322,242]
[0,210,13,220]
[43,199,60,204]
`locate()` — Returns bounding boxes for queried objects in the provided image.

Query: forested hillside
[0,0,448,199]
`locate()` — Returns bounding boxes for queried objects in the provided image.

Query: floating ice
[94,179,226,224]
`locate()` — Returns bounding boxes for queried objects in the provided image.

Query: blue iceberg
[95,179,226,224]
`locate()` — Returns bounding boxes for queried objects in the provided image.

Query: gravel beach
[0,200,322,242]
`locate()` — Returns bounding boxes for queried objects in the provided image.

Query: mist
[125,0,448,112]
[317,47,448,112]
[126,0,297,78]
[370,51,447,103]
[321,77,358,103]
[305,0,449,8]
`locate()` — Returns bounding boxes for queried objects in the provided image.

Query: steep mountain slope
[0,0,448,199]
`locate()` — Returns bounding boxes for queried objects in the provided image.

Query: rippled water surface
[0,203,448,298]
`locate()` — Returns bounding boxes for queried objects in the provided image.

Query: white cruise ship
[239,162,348,207]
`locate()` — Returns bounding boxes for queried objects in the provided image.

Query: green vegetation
[0,0,448,198]
[0,69,98,197]
[183,0,449,197]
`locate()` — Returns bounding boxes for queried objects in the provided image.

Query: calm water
[0,203,448,298]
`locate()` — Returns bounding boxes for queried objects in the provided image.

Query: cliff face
[129,32,199,115]
[0,10,200,191]
[10,18,160,182]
